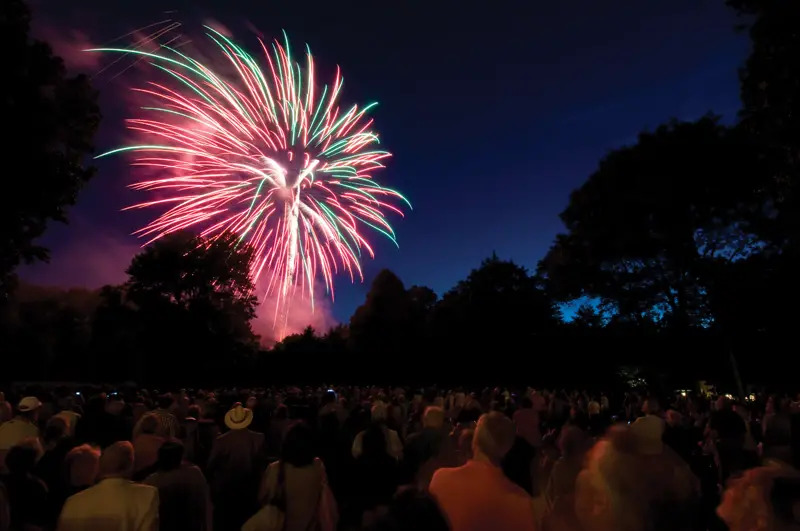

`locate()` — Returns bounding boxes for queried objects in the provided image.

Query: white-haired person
[58,441,159,531]
[429,411,537,531]
[352,402,403,460]
[573,421,698,531]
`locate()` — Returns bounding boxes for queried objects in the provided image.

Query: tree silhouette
[434,255,558,355]
[118,232,258,383]
[348,269,414,356]
[0,0,100,298]
[539,117,763,329]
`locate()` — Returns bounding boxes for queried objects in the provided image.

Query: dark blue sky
[22,0,751,324]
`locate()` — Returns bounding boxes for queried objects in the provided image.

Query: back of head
[643,397,661,415]
[5,443,38,476]
[158,394,173,410]
[44,417,67,445]
[140,413,159,435]
[281,421,315,467]
[422,406,445,430]
[473,412,515,464]
[371,402,388,423]
[66,444,101,487]
[157,441,185,471]
[362,424,388,460]
[99,441,135,479]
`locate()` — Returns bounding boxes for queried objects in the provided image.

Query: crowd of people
[0,384,798,530]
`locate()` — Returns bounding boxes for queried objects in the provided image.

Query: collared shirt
[58,477,159,531]
[430,459,537,531]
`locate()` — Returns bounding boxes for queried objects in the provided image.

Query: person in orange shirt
[429,411,537,531]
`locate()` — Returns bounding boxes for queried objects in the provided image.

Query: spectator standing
[429,412,537,531]
[133,395,178,440]
[207,403,265,530]
[145,441,211,531]
[253,421,337,531]
[353,403,403,461]
[58,441,159,531]
[2,441,48,531]
[0,397,41,470]
[133,414,166,479]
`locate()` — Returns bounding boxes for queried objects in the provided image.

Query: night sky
[21,0,750,327]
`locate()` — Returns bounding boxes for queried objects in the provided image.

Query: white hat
[18,396,42,412]
[224,403,253,430]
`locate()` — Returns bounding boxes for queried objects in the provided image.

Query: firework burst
[91,26,410,332]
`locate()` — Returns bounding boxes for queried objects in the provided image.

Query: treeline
[3,0,800,387]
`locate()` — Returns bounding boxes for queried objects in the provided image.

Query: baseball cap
[18,396,42,412]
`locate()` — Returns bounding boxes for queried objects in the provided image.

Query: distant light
[748,394,756,401]
[680,391,687,397]
[725,393,734,400]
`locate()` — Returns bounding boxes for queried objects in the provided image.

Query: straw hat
[224,403,253,430]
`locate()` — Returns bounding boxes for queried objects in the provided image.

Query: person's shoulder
[126,481,158,498]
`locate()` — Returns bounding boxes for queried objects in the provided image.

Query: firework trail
[90,26,410,335]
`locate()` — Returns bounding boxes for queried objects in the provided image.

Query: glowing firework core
[91,27,410,334]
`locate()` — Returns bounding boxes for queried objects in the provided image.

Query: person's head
[422,406,445,430]
[717,395,733,412]
[588,401,601,416]
[521,396,533,409]
[371,402,388,424]
[157,441,184,471]
[362,424,388,459]
[105,394,125,415]
[642,397,660,415]
[274,403,288,420]
[281,421,315,467]
[5,442,39,476]
[472,412,515,465]
[17,396,41,422]
[99,441,135,480]
[666,409,683,428]
[140,413,159,435]
[186,404,201,420]
[65,444,101,487]
[559,425,587,458]
[43,417,67,446]
[718,466,800,531]
[157,394,173,410]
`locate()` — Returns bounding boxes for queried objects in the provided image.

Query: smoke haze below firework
[22,0,750,329]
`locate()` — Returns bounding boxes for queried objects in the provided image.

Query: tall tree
[0,0,100,298]
[539,117,763,328]
[119,232,258,383]
[348,269,414,356]
[434,255,559,353]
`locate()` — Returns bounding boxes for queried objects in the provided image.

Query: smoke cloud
[252,280,338,347]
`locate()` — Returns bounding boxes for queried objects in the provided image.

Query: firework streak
[90,27,410,331]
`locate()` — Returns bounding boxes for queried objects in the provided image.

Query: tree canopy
[0,0,100,299]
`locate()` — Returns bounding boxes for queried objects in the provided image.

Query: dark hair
[157,394,173,410]
[361,424,388,460]
[275,404,288,420]
[43,419,67,444]
[140,414,159,435]
[6,444,38,475]
[522,397,533,409]
[281,421,315,467]
[187,405,201,419]
[157,441,184,471]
